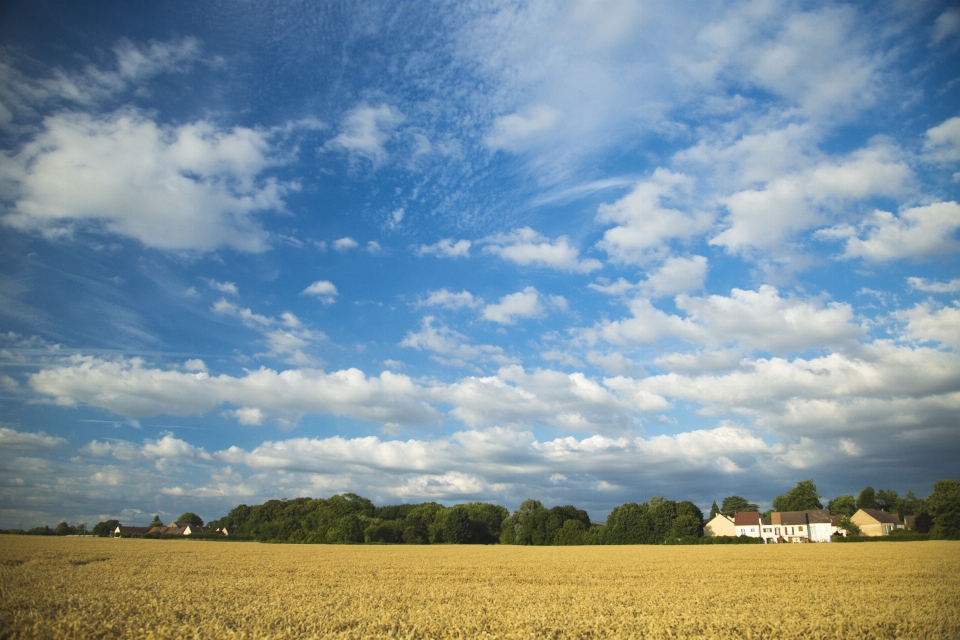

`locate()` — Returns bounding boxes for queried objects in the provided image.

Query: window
[798,526,803,531]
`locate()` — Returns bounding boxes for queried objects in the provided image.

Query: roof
[734,511,761,526]
[777,511,808,526]
[805,509,832,524]
[115,525,152,534]
[858,508,901,524]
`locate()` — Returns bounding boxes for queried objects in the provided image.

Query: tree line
[11,478,959,544]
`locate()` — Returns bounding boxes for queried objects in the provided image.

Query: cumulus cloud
[896,301,960,349]
[0,110,291,251]
[922,116,960,164]
[585,285,862,353]
[417,238,471,258]
[482,227,601,273]
[29,355,442,428]
[712,143,912,254]
[907,277,960,293]
[302,280,338,304]
[641,255,708,297]
[400,316,509,367]
[332,237,359,252]
[325,104,404,165]
[0,427,67,451]
[596,169,712,264]
[417,288,481,310]
[818,202,960,261]
[482,287,546,324]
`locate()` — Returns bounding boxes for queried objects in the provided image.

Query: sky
[1,0,959,528]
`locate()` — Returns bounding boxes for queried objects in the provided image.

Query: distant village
[704,507,909,543]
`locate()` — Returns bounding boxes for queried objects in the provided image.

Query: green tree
[772,480,822,512]
[709,501,720,519]
[443,505,472,544]
[875,488,899,513]
[175,512,203,527]
[927,478,960,540]
[836,515,861,537]
[552,519,587,545]
[54,521,74,536]
[668,514,703,541]
[828,495,857,517]
[91,519,119,537]
[856,486,877,510]
[149,515,163,527]
[720,495,758,517]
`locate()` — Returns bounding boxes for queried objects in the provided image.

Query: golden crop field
[1,537,959,639]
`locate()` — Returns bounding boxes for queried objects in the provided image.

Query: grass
[2,536,958,638]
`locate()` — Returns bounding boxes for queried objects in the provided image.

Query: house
[851,508,902,536]
[734,512,763,538]
[759,510,836,543]
[113,525,152,537]
[805,509,835,542]
[903,515,916,530]
[217,527,235,536]
[703,513,736,537]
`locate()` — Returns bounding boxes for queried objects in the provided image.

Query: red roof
[734,511,761,526]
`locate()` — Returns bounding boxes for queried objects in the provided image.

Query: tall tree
[927,478,960,540]
[772,480,823,512]
[149,515,163,527]
[828,495,857,517]
[442,506,472,544]
[721,495,758,517]
[709,501,720,519]
[875,489,899,512]
[175,512,203,527]
[856,486,878,510]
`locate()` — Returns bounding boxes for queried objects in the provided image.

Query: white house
[734,512,763,538]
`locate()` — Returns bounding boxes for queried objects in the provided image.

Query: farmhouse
[733,511,765,538]
[703,513,736,537]
[851,508,903,536]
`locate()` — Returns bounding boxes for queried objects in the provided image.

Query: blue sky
[1,0,959,528]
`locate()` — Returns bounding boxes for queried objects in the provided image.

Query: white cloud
[907,277,960,293]
[482,286,545,324]
[585,285,862,354]
[641,255,708,297]
[0,110,291,251]
[332,237,359,252]
[484,104,563,153]
[302,280,338,304]
[0,427,67,451]
[417,238,471,258]
[366,240,382,253]
[29,355,443,428]
[931,8,960,46]
[399,316,507,367]
[585,351,640,376]
[896,301,960,349]
[387,207,404,230]
[818,202,960,261]
[324,104,404,165]
[681,3,881,118]
[183,359,208,373]
[922,116,960,164]
[483,227,602,273]
[596,169,712,264]
[212,300,324,364]
[712,143,913,254]
[417,288,481,310]
[0,37,202,123]
[204,279,238,296]
[436,365,662,431]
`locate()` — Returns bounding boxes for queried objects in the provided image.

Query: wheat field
[1,537,958,639]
